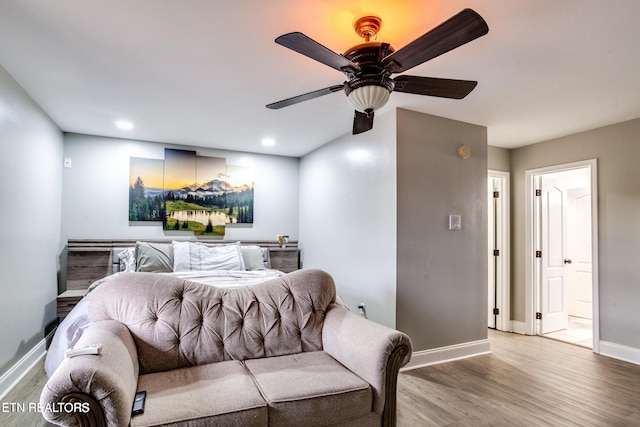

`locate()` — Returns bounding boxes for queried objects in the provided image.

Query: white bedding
[45,269,285,377]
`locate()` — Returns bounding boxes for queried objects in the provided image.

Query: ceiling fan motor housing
[343,42,395,112]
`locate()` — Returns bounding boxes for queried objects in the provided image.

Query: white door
[526,160,598,351]
[540,179,569,334]
[567,187,593,319]
[488,176,497,328]
[488,171,510,331]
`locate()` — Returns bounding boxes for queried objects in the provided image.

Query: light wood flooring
[397,330,640,426]
[2,330,639,426]
[0,357,54,427]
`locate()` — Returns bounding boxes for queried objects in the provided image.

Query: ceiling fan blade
[266,85,344,109]
[353,110,374,134]
[393,75,478,99]
[381,9,488,74]
[275,32,360,73]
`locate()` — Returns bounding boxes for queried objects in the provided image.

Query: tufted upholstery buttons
[90,269,336,373]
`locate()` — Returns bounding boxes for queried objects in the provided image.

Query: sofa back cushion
[89,269,336,374]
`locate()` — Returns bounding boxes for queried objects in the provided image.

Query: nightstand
[57,289,88,318]
[269,247,300,273]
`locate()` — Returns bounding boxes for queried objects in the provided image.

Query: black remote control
[132,390,146,416]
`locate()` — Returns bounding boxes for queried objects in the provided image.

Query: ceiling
[1,1,639,157]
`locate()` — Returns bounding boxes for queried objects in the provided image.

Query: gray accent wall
[488,146,511,172]
[0,65,63,377]
[510,118,640,350]
[396,109,488,350]
[61,133,300,243]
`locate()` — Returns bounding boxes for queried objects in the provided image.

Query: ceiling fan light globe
[347,85,391,113]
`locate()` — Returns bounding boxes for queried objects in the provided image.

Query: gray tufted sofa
[40,269,412,426]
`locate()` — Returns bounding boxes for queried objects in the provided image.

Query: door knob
[564,259,572,264]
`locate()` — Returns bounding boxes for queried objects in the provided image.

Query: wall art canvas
[129,148,254,236]
[129,157,164,221]
[130,148,254,235]
[162,148,215,235]
[163,151,227,236]
[225,164,254,224]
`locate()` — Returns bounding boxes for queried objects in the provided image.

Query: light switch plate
[449,215,462,230]
[63,158,72,168]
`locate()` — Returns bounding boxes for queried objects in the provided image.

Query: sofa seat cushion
[131,360,267,427]
[245,351,372,426]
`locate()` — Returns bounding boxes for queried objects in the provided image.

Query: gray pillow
[135,242,173,272]
[241,246,267,271]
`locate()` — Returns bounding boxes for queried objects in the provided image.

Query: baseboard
[401,339,491,371]
[0,332,52,401]
[511,320,528,335]
[599,341,640,366]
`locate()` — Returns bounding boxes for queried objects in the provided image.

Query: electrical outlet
[357,303,367,319]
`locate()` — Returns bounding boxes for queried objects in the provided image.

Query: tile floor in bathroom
[542,316,593,348]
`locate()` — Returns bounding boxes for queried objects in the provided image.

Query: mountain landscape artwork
[128,148,255,236]
[129,157,164,222]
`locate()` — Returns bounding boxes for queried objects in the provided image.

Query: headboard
[66,239,300,291]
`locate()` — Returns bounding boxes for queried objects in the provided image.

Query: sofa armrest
[322,305,412,426]
[40,320,139,427]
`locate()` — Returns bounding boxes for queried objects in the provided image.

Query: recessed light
[261,138,275,146]
[115,120,134,130]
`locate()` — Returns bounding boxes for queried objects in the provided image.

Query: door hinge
[493,249,500,256]
[535,189,542,197]
[493,308,500,315]
[493,191,500,198]
[536,312,542,320]
[535,250,542,258]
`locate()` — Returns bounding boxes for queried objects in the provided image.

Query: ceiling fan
[266,8,489,134]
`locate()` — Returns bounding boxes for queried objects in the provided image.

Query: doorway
[525,160,599,352]
[488,170,510,332]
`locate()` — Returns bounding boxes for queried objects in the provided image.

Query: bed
[46,239,299,377]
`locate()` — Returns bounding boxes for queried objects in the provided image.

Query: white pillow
[118,247,136,272]
[172,241,245,272]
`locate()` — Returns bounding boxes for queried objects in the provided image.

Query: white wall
[61,133,299,242]
[0,65,63,377]
[299,111,397,328]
